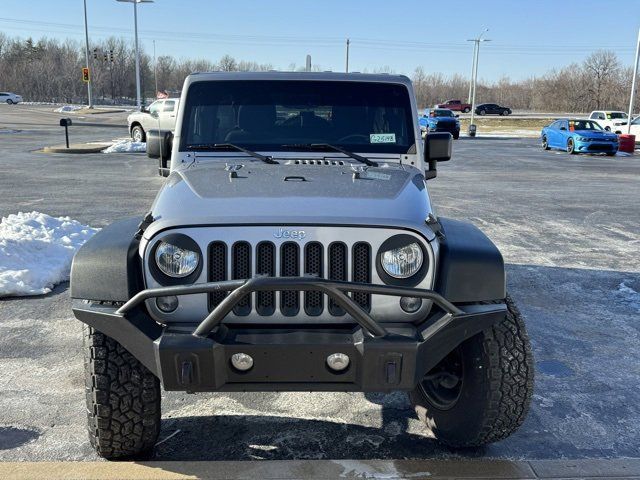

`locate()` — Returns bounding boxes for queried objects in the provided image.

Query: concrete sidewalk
[2,459,640,479]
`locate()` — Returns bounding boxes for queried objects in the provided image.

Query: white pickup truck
[588,110,628,133]
[127,98,179,142]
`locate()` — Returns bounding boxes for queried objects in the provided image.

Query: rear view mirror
[423,132,452,180]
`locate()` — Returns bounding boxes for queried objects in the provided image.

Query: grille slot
[352,242,371,311]
[256,242,276,316]
[232,241,251,316]
[328,242,348,316]
[207,238,374,318]
[280,242,300,316]
[208,241,227,310]
[304,242,323,316]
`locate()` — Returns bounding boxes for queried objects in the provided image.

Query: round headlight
[155,241,200,278]
[381,242,423,279]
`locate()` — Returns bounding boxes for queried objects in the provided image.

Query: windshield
[569,120,603,131]
[607,112,628,119]
[432,109,454,117]
[180,80,415,154]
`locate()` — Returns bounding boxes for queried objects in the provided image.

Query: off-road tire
[83,326,161,459]
[409,294,534,448]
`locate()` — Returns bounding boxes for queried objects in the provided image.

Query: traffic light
[109,50,114,62]
[82,67,90,83]
[92,48,98,60]
[103,52,108,62]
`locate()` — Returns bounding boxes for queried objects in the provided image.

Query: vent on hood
[286,159,346,166]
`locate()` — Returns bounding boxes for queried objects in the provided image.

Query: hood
[148,160,433,235]
[575,130,618,139]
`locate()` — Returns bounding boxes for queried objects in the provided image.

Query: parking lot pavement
[0,111,639,466]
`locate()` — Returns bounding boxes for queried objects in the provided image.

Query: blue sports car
[541,118,618,155]
[419,108,460,139]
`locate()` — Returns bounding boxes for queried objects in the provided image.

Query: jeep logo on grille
[273,228,306,240]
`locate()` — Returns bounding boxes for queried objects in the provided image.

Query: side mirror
[560,126,567,131]
[423,132,452,180]
[147,130,173,177]
[150,110,159,119]
[455,114,460,118]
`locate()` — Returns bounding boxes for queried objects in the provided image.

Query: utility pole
[345,38,350,73]
[467,29,490,136]
[306,54,311,72]
[627,27,640,134]
[83,0,93,108]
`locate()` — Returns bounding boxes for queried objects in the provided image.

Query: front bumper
[575,140,618,153]
[73,277,506,392]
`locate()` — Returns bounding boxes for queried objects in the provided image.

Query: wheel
[6,99,13,104]
[463,107,470,113]
[501,110,509,116]
[479,110,486,116]
[567,138,576,154]
[410,294,534,447]
[453,131,460,140]
[84,326,161,459]
[131,125,146,143]
[542,135,550,150]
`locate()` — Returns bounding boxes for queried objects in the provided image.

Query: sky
[0,0,638,82]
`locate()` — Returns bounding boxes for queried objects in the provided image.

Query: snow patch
[54,105,82,113]
[0,129,21,134]
[0,212,99,297]
[102,139,146,153]
[616,282,640,312]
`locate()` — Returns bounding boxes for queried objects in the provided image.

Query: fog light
[156,295,178,313]
[326,353,350,372]
[400,296,422,313]
[231,353,254,372]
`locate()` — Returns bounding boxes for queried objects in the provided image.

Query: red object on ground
[618,134,635,153]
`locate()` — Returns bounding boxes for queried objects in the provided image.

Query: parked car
[436,99,471,113]
[624,116,640,139]
[541,118,618,155]
[419,108,460,139]
[475,103,511,116]
[0,92,22,104]
[71,72,533,459]
[127,98,179,142]
[588,111,628,133]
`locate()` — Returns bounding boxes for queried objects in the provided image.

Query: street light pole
[345,38,350,73]
[83,0,93,109]
[467,41,477,104]
[467,29,490,136]
[117,0,153,110]
[627,27,640,134]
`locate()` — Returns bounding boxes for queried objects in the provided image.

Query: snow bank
[102,140,146,153]
[0,212,99,297]
[54,105,82,113]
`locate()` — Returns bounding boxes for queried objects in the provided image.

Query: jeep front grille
[208,240,371,317]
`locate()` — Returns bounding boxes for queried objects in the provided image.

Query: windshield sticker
[370,133,396,144]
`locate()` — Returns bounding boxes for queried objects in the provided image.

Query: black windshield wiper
[184,143,278,164]
[282,143,378,167]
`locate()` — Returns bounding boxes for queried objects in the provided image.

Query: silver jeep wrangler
[71,72,533,459]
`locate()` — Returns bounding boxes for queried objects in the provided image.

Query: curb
[41,143,111,154]
[1,458,639,480]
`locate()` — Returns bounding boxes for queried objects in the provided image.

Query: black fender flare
[434,217,506,303]
[70,217,144,302]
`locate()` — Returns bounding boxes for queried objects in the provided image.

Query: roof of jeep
[183,71,412,87]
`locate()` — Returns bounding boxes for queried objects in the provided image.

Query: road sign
[82,67,90,83]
